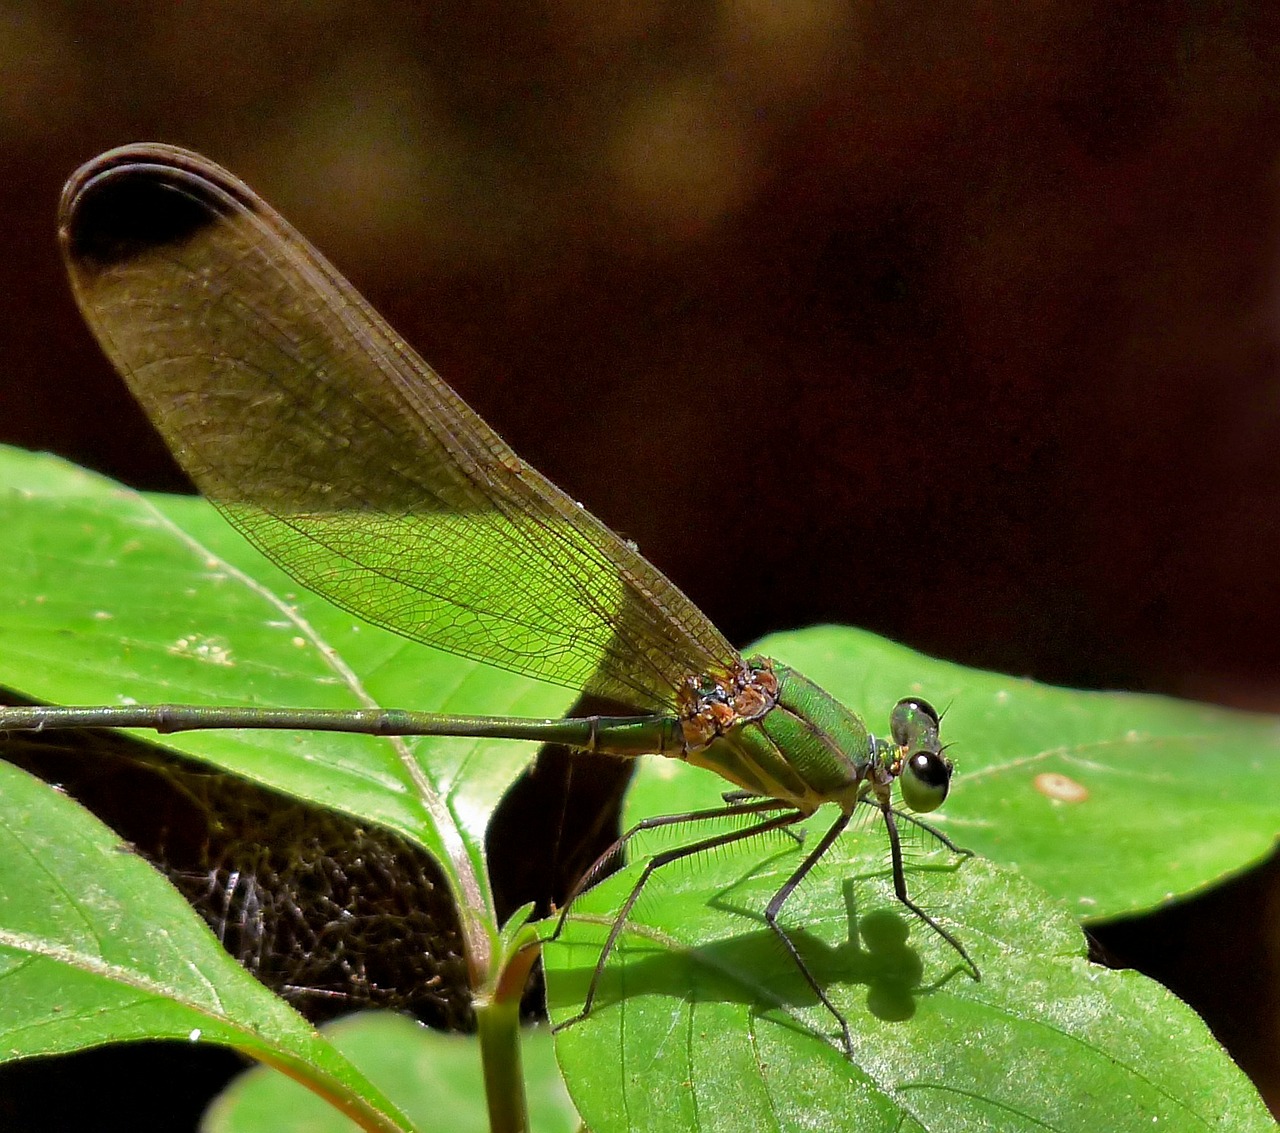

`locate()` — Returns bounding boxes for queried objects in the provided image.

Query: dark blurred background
[0,2,1278,1127]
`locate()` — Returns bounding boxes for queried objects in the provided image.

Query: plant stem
[475,993,530,1133]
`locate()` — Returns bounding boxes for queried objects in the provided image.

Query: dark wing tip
[59,143,253,273]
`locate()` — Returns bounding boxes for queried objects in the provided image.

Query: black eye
[913,699,940,727]
[909,750,949,788]
[890,697,940,746]
[900,750,952,813]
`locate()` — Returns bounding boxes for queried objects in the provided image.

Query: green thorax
[684,661,877,814]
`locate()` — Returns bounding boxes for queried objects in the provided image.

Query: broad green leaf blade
[203,1012,579,1133]
[0,757,417,1133]
[545,759,1274,1132]
[0,446,579,971]
[753,625,1280,920]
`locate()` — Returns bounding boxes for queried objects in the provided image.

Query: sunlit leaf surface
[546,755,1274,1132]
[0,447,579,956]
[3,447,1277,1131]
[750,625,1280,920]
[0,757,416,1132]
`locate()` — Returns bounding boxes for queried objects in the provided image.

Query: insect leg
[878,800,980,980]
[550,805,805,1031]
[763,810,854,1057]
[547,797,794,943]
[860,796,972,858]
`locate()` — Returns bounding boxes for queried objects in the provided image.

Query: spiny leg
[877,800,980,980]
[859,795,972,858]
[546,797,794,945]
[762,809,856,1056]
[551,806,806,1032]
[722,790,807,845]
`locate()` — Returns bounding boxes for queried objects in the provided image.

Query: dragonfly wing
[59,144,738,711]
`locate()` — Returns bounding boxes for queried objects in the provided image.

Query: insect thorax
[680,660,878,812]
[676,657,778,751]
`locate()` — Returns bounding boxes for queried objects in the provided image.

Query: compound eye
[900,749,952,813]
[890,697,941,747]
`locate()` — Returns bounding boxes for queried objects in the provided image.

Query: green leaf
[543,626,1279,1129]
[749,625,1280,920]
[0,757,417,1133]
[0,446,579,975]
[545,760,1274,1131]
[3,446,1276,1130]
[203,1012,578,1133]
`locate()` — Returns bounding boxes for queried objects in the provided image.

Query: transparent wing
[59,144,738,710]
